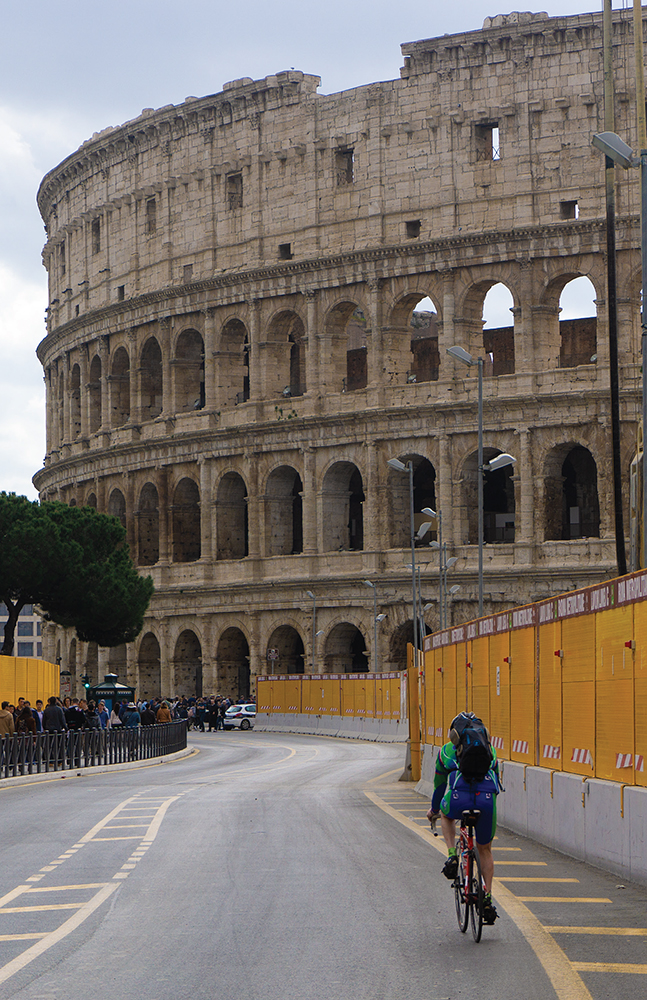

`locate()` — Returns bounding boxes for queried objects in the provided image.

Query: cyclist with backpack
[427,711,501,925]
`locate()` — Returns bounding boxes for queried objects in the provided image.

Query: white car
[223,704,256,730]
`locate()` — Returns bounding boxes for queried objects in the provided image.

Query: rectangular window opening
[475,122,500,162]
[335,148,354,186]
[183,264,194,283]
[59,241,66,276]
[278,243,293,260]
[405,220,421,239]
[146,197,157,234]
[560,200,579,220]
[226,173,243,210]
[117,285,125,301]
[91,217,101,255]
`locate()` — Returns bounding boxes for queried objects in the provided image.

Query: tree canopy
[0,493,154,655]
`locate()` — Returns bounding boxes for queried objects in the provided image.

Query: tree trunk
[1,598,25,656]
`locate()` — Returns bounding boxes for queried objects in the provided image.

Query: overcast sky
[0,1,602,498]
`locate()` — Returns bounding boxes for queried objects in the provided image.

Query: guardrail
[0,722,188,780]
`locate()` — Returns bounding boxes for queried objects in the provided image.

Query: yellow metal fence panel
[256,678,271,713]
[442,643,458,735]
[322,677,341,717]
[509,628,536,764]
[596,605,635,781]
[283,679,302,714]
[470,637,490,731]
[422,649,434,742]
[390,673,403,722]
[538,620,563,770]
[561,616,595,777]
[488,632,510,760]
[634,601,647,787]
[0,656,59,707]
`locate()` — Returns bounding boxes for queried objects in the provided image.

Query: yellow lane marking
[102,824,151,828]
[493,847,522,851]
[495,862,548,867]
[79,795,140,842]
[546,927,647,935]
[518,897,612,903]
[24,884,108,893]
[573,963,647,974]
[0,904,84,913]
[141,797,181,844]
[0,888,30,909]
[364,788,593,1000]
[498,877,580,883]
[0,883,118,986]
[91,836,145,841]
[366,768,403,784]
[0,934,47,942]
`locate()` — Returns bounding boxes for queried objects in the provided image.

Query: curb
[0,746,195,789]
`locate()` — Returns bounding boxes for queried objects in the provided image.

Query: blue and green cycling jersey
[430,741,501,814]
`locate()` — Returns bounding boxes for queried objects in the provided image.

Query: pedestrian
[0,702,15,736]
[97,700,109,729]
[15,706,36,736]
[156,701,172,724]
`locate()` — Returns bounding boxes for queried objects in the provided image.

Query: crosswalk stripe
[572,962,647,974]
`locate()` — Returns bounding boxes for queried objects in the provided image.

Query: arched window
[138,632,161,699]
[324,623,368,673]
[141,338,163,420]
[264,311,306,399]
[220,319,250,406]
[265,467,303,555]
[482,283,515,375]
[137,483,159,565]
[387,455,437,547]
[108,488,126,528]
[266,625,305,674]
[216,472,248,560]
[111,347,130,426]
[463,448,515,544]
[544,444,600,540]
[172,478,201,563]
[89,355,102,433]
[174,630,202,697]
[559,277,597,368]
[325,302,367,393]
[86,493,97,509]
[322,462,365,551]
[175,329,205,412]
[70,364,81,439]
[216,627,250,699]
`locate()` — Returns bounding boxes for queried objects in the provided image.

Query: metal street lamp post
[363,579,379,673]
[387,457,418,665]
[306,590,316,672]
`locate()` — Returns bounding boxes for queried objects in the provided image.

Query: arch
[462,448,516,544]
[216,471,248,560]
[216,627,250,699]
[389,621,414,672]
[172,478,201,563]
[110,346,130,426]
[174,630,202,697]
[325,301,368,392]
[559,276,597,368]
[88,355,102,433]
[138,632,161,699]
[108,488,126,528]
[461,280,516,376]
[387,454,437,547]
[266,625,305,674]
[220,318,250,406]
[85,492,97,510]
[174,329,205,412]
[141,337,163,421]
[544,444,600,540]
[137,482,159,565]
[321,462,364,551]
[323,622,368,673]
[264,310,306,399]
[265,466,303,556]
[390,292,441,384]
[70,364,81,439]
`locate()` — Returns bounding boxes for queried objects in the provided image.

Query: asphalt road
[0,732,644,1000]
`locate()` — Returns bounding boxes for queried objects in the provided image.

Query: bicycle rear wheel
[469,846,484,942]
[454,852,469,933]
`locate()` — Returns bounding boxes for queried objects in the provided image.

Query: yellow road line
[91,836,144,841]
[364,788,594,1000]
[498,877,580,883]
[0,883,118,986]
[79,795,140,842]
[0,903,84,913]
[495,862,548,866]
[0,934,47,942]
[0,887,30,909]
[517,897,611,903]
[573,962,647,974]
[25,884,108,893]
[493,847,522,851]
[546,927,647,935]
[141,797,181,844]
[102,824,151,828]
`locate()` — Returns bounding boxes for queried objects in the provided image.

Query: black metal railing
[0,722,187,780]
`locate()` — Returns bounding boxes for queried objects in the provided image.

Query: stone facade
[34,9,645,699]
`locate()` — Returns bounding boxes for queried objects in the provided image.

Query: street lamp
[306,590,317,672]
[422,506,444,628]
[387,457,418,664]
[363,579,379,673]
[446,345,516,616]
[593,128,646,570]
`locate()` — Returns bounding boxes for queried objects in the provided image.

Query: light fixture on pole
[387,457,418,664]
[306,590,316,672]
[363,579,379,673]
[593,127,647,570]
[447,345,516,616]
[422,506,443,628]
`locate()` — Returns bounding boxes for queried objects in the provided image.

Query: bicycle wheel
[469,846,484,942]
[454,851,469,933]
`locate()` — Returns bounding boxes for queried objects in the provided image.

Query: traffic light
[81,674,90,691]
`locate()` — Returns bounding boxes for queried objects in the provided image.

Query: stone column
[304,290,319,395]
[125,641,137,689]
[124,471,136,555]
[245,453,261,559]
[79,347,90,440]
[302,446,317,555]
[127,329,139,424]
[437,432,454,546]
[158,467,170,564]
[363,440,381,553]
[247,612,261,696]
[159,317,172,417]
[62,356,71,444]
[159,617,173,696]
[516,427,534,543]
[199,458,213,562]
[248,299,261,401]
[366,279,385,388]
[204,307,218,411]
[99,335,110,430]
[439,274,456,378]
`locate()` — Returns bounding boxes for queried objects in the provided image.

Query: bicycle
[453,809,485,942]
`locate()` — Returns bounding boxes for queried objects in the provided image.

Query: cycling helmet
[449,711,477,745]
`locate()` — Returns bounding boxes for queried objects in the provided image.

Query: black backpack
[450,713,493,783]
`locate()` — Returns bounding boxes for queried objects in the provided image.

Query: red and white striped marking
[571,748,593,766]
[512,740,529,754]
[435,727,443,738]
[543,744,561,760]
[491,736,505,750]
[637,756,644,772]
[616,753,634,769]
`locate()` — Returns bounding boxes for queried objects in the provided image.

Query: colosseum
[33,8,645,699]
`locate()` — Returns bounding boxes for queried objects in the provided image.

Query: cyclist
[427,712,501,925]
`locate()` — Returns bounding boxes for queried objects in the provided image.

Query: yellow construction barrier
[256,672,402,722]
[0,656,59,707]
[421,570,647,788]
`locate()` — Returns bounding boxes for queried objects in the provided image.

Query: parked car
[223,704,256,730]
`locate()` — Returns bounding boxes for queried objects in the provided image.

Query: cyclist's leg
[473,791,497,892]
[476,840,494,892]
[440,812,457,853]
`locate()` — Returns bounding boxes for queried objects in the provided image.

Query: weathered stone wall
[34,9,645,699]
